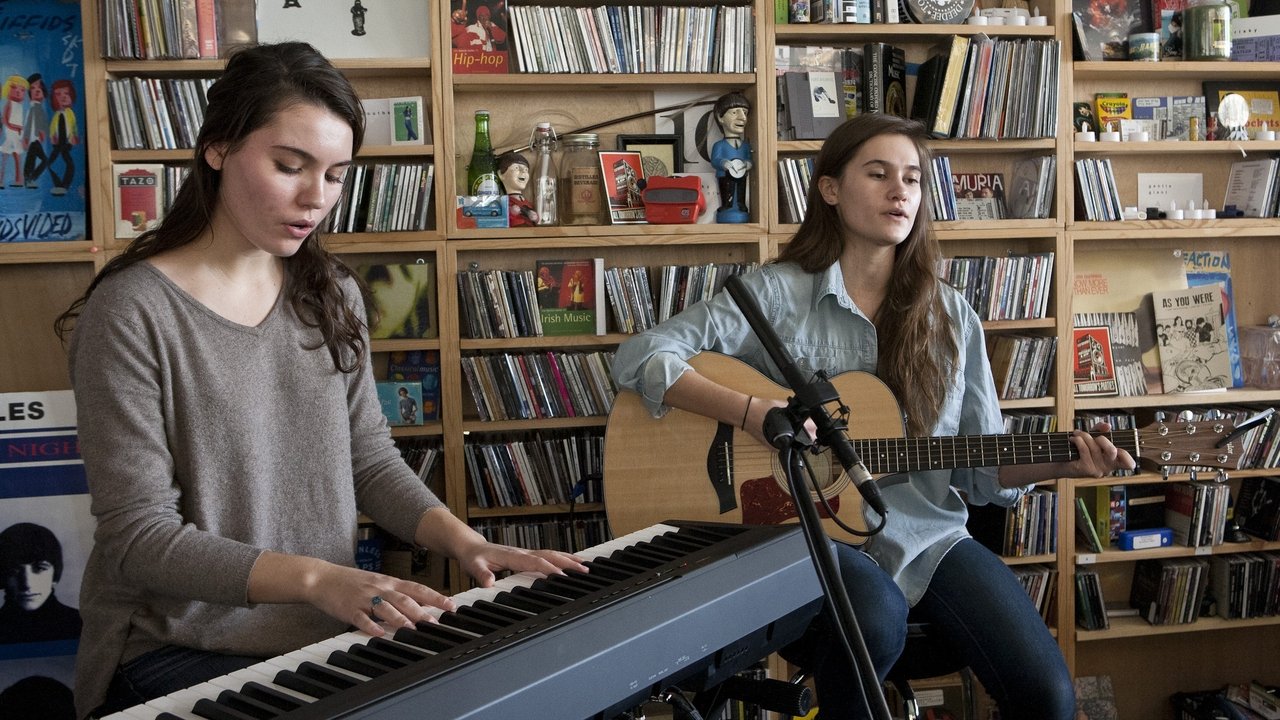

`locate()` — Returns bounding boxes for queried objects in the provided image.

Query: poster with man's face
[1,390,91,717]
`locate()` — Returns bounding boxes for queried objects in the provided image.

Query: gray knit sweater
[69,262,443,718]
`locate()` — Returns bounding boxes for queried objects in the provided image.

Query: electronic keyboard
[104,521,824,720]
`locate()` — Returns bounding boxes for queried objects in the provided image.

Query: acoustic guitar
[603,352,1242,544]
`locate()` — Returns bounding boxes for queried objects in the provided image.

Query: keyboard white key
[141,686,220,719]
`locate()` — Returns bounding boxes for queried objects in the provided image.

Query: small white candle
[1076,121,1096,142]
[1258,122,1276,141]
[1099,123,1121,142]
[967,14,988,24]
[1169,201,1184,220]
[1029,8,1048,24]
[1204,199,1216,219]
[1009,14,1028,24]
[1131,130,1150,142]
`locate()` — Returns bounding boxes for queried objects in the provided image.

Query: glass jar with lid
[558,133,606,225]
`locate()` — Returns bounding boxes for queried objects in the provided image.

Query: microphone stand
[725,275,892,720]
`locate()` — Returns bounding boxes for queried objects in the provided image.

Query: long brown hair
[777,113,957,436]
[55,42,369,373]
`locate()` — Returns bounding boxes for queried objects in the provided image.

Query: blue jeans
[92,645,261,718]
[781,541,910,720]
[783,538,1074,720]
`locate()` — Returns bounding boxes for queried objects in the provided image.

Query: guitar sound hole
[769,448,849,499]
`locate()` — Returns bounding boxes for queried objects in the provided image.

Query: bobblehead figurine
[711,92,752,223]
[498,151,538,227]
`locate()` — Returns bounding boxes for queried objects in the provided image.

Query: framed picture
[599,151,647,224]
[390,96,426,145]
[617,134,682,177]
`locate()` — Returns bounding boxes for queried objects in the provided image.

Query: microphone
[711,676,813,717]
[724,274,887,518]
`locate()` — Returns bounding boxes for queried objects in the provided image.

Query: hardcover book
[358,262,438,340]
[862,42,905,117]
[376,381,425,426]
[450,0,510,74]
[535,259,606,336]
[386,349,442,421]
[951,172,1007,220]
[910,35,970,139]
[1072,326,1120,397]
[1182,250,1243,388]
[112,163,166,238]
[1152,284,1232,393]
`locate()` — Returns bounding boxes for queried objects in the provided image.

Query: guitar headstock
[1135,418,1242,470]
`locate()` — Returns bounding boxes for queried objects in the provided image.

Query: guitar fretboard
[854,429,1140,475]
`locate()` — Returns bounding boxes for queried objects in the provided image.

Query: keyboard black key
[326,650,388,678]
[457,601,526,626]
[367,636,431,662]
[510,584,575,605]
[273,669,341,699]
[468,598,534,622]
[210,689,279,719]
[440,610,505,635]
[239,681,306,712]
[491,589,557,614]
[530,576,592,599]
[295,661,360,690]
[347,643,411,671]
[191,697,258,720]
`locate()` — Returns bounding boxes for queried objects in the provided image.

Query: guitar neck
[853,429,1139,475]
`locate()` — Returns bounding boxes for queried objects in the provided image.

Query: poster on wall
[0,0,87,242]
[256,0,431,59]
[0,390,91,717]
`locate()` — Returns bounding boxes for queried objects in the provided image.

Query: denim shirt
[611,260,1027,605]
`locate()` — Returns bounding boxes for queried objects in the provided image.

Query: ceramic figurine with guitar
[611,114,1140,720]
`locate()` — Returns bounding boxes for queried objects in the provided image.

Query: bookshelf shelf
[1077,537,1280,565]
[1074,387,1280,410]
[1073,60,1280,80]
[1077,614,1280,642]
[1073,467,1279,490]
[389,423,444,438]
[469,502,606,518]
[451,73,754,91]
[449,224,769,241]
[460,334,629,351]
[370,338,442,353]
[1069,220,1280,237]
[773,22,1057,43]
[461,416,609,433]
[778,138,1057,154]
[1072,139,1280,155]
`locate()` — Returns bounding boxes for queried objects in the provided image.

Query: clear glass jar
[558,133,606,225]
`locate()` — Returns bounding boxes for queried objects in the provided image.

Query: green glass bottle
[467,110,499,197]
